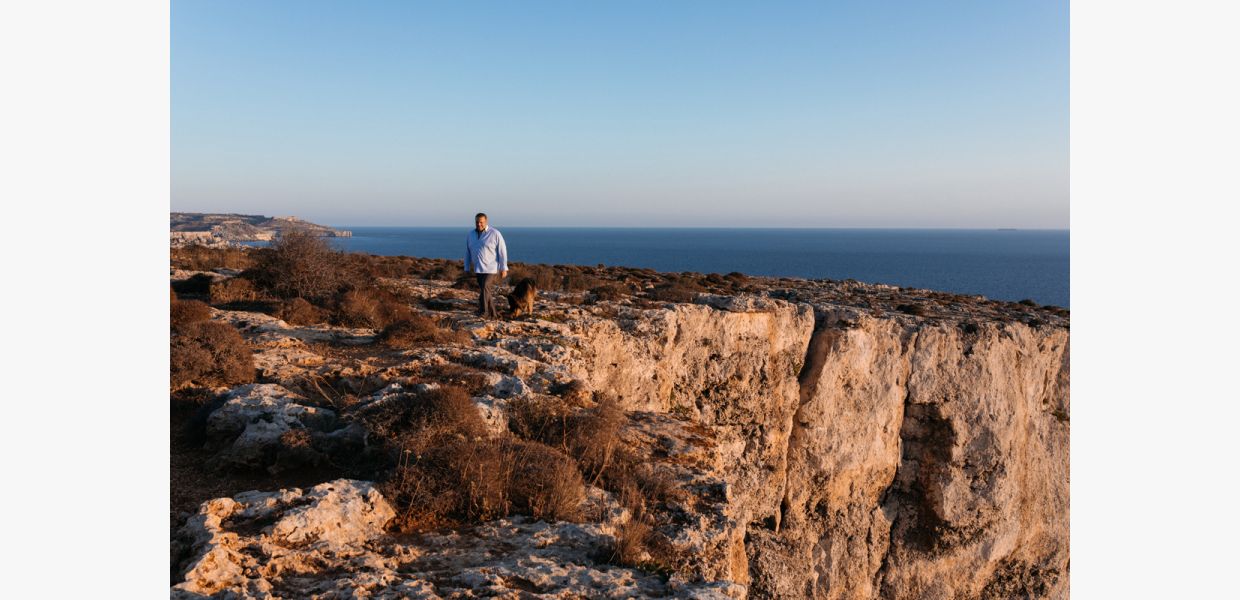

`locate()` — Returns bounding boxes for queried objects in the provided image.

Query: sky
[172,0,1068,228]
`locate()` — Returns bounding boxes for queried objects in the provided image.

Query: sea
[319,227,1069,308]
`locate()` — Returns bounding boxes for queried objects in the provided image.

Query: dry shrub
[588,283,630,303]
[383,437,584,531]
[561,269,602,292]
[510,264,561,291]
[426,261,463,283]
[170,321,255,388]
[171,273,215,296]
[646,279,704,303]
[508,393,626,485]
[170,244,253,271]
[379,315,472,347]
[208,277,258,304]
[896,303,927,316]
[610,513,653,566]
[507,395,573,444]
[332,287,414,328]
[276,297,329,326]
[359,385,488,451]
[549,379,591,405]
[171,299,211,329]
[348,253,416,279]
[507,439,586,521]
[248,229,360,300]
[420,363,492,396]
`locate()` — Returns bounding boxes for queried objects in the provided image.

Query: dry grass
[170,321,255,389]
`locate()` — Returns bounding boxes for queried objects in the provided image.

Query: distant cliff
[170,212,351,246]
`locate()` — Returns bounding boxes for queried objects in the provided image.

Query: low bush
[208,277,258,304]
[332,287,415,329]
[419,363,492,395]
[588,283,630,303]
[170,244,253,271]
[170,321,255,388]
[382,437,584,531]
[509,264,561,291]
[379,315,472,347]
[508,393,626,485]
[646,281,703,303]
[276,297,329,326]
[171,299,211,329]
[896,304,927,316]
[360,385,488,452]
[247,229,360,300]
[171,273,216,297]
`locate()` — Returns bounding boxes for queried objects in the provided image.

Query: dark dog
[506,278,537,318]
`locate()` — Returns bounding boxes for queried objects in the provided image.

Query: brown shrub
[510,264,561,291]
[170,321,255,388]
[171,273,215,296]
[379,315,472,347]
[333,287,414,328]
[549,379,591,405]
[507,395,573,444]
[426,261,463,283]
[588,283,630,303]
[382,437,584,531]
[420,363,492,396]
[276,297,329,326]
[508,393,626,485]
[506,439,586,521]
[208,277,258,304]
[561,269,602,292]
[646,279,704,303]
[359,385,488,452]
[170,244,253,271]
[896,303,927,316]
[609,514,652,566]
[248,229,360,300]
[170,299,211,329]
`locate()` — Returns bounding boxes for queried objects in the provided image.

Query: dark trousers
[475,273,501,319]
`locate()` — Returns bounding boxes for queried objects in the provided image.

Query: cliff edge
[170,254,1067,599]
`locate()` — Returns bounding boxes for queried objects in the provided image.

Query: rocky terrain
[170,247,1068,599]
[171,213,351,247]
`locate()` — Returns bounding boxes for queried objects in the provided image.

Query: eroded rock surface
[172,480,740,599]
[173,271,1068,599]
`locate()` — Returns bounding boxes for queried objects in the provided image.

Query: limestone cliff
[171,268,1068,599]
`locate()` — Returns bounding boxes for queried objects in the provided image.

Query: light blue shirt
[465,226,508,274]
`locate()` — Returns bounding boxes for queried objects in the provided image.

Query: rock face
[173,275,1068,598]
[172,480,739,599]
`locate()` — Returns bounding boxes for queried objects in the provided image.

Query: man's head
[474,213,488,232]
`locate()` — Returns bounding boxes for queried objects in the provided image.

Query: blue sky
[172,1,1068,228]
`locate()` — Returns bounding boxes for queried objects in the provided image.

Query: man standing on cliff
[464,212,509,319]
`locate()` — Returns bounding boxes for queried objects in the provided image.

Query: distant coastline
[170,212,351,247]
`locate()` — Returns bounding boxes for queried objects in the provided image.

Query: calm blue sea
[322,227,1069,308]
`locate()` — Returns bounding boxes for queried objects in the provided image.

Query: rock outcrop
[172,272,1068,599]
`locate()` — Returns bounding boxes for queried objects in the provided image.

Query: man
[464,212,509,319]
